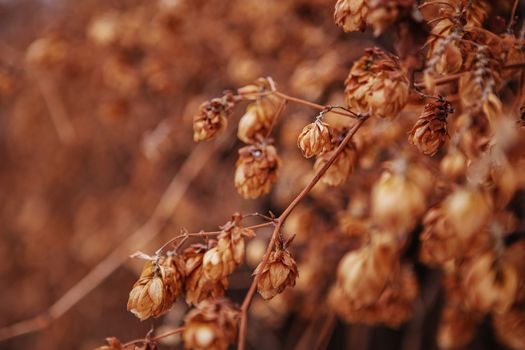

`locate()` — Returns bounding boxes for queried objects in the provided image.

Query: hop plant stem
[237,114,369,350]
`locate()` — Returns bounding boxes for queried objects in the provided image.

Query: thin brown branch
[155,221,275,255]
[123,327,185,347]
[236,115,369,350]
[0,137,227,342]
[508,0,520,33]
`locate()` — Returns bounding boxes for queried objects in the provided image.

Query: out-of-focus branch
[0,137,225,342]
[31,69,77,144]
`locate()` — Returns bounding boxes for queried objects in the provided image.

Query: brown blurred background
[0,0,514,349]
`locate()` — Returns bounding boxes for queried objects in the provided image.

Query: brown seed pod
[234,144,280,199]
[183,243,227,306]
[193,92,237,142]
[255,247,298,300]
[237,78,283,144]
[344,48,409,119]
[442,186,492,242]
[334,0,368,33]
[127,254,185,320]
[182,299,240,350]
[336,234,399,307]
[297,119,333,158]
[408,99,452,156]
[440,147,468,181]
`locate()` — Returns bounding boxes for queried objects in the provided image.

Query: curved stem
[236,115,369,350]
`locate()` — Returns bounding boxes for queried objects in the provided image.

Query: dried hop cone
[334,0,369,32]
[371,163,428,234]
[183,243,227,306]
[314,137,357,186]
[255,247,298,300]
[297,119,333,158]
[202,215,255,281]
[344,48,409,119]
[193,91,237,142]
[234,144,280,199]
[237,78,283,144]
[127,254,185,320]
[183,299,240,350]
[408,98,453,156]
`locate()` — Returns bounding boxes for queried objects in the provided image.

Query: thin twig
[31,69,76,144]
[123,327,184,347]
[236,115,369,350]
[0,137,227,342]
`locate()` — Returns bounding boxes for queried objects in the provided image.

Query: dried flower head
[202,215,255,281]
[344,48,409,119]
[334,0,368,32]
[255,247,298,300]
[463,252,518,313]
[183,243,227,306]
[371,162,428,234]
[336,234,399,307]
[297,119,333,158]
[408,99,452,156]
[237,78,283,144]
[193,92,237,142]
[442,186,492,242]
[234,144,280,199]
[314,138,357,186]
[127,254,185,320]
[182,299,240,350]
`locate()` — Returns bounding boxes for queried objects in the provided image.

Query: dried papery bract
[297,119,333,158]
[202,215,255,281]
[183,299,240,350]
[408,99,452,156]
[183,243,227,306]
[314,139,357,186]
[234,144,280,199]
[193,92,237,142]
[371,161,428,234]
[463,252,518,313]
[127,254,185,320]
[331,262,418,328]
[344,47,409,119]
[442,186,491,242]
[334,0,368,33]
[255,247,298,300]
